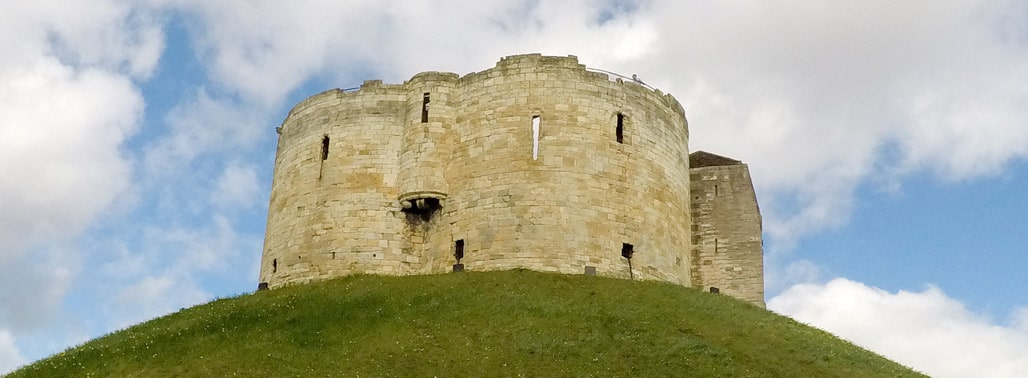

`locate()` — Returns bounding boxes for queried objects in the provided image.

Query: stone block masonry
[689,151,765,305]
[259,53,765,307]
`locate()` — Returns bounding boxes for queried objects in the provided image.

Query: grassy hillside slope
[10,270,923,377]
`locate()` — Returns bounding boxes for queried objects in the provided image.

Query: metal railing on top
[585,67,656,91]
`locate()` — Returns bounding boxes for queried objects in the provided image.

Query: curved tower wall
[260,54,693,289]
[262,84,411,286]
[397,72,457,208]
[446,55,691,283]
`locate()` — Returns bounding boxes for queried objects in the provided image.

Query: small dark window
[621,243,634,259]
[714,184,719,196]
[421,93,430,123]
[454,239,465,262]
[709,287,720,294]
[616,113,624,143]
[714,238,719,253]
[321,136,330,160]
[272,258,277,273]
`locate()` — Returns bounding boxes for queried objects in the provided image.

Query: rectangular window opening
[532,115,541,160]
[621,243,634,259]
[616,113,624,144]
[714,184,719,196]
[454,239,465,262]
[714,238,719,253]
[421,93,430,123]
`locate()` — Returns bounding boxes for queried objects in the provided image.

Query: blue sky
[2,1,1028,376]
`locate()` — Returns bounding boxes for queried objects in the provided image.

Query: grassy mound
[10,270,922,377]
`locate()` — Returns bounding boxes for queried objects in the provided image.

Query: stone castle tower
[259,54,764,306]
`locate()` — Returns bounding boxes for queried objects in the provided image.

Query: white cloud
[1014,307,1028,334]
[211,162,261,210]
[92,213,260,330]
[155,214,245,272]
[0,0,162,77]
[635,0,1028,243]
[0,330,27,376]
[0,248,75,331]
[0,0,151,341]
[0,59,140,255]
[764,258,822,294]
[111,275,208,330]
[0,0,162,365]
[0,0,161,272]
[144,90,265,176]
[165,0,656,105]
[769,278,1028,378]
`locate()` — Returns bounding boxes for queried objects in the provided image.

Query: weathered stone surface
[258,54,765,307]
[689,151,765,306]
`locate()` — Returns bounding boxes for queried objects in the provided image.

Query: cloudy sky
[2,1,1028,376]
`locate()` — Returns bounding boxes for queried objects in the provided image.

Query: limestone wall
[261,83,411,286]
[260,54,761,306]
[442,54,691,283]
[689,152,765,306]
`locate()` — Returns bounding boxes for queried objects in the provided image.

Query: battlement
[259,54,763,306]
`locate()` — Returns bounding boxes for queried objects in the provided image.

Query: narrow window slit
[321,135,330,160]
[532,115,541,160]
[616,113,624,143]
[421,93,430,123]
[319,135,329,181]
[272,258,277,273]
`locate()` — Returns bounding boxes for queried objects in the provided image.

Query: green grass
[9,270,924,377]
